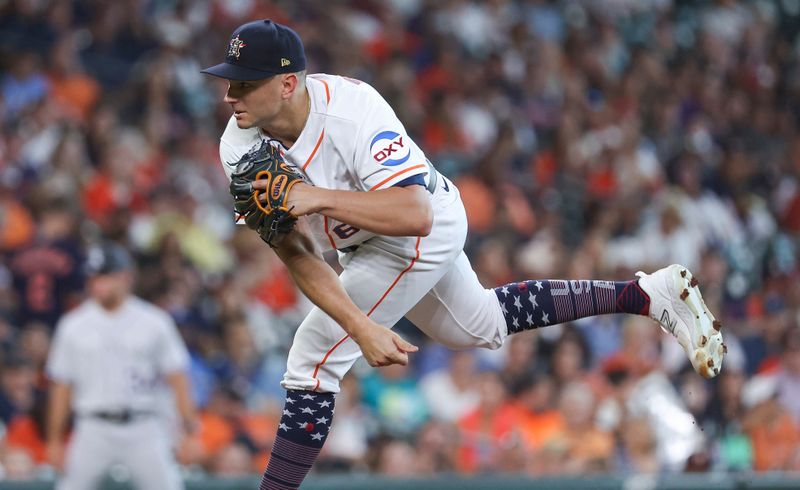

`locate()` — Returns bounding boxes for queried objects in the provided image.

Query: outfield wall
[1,473,800,490]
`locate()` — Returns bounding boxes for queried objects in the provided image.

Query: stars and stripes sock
[260,389,335,490]
[494,279,650,334]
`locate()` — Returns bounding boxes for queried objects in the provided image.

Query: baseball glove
[229,141,305,247]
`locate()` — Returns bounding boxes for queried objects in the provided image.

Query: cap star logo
[227,35,247,59]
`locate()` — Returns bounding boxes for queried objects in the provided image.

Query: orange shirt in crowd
[238,412,278,472]
[748,410,800,471]
[512,406,565,451]
[5,416,46,464]
[249,267,298,313]
[178,410,278,470]
[48,73,100,122]
[456,403,521,473]
[186,411,235,463]
[454,175,496,234]
[0,199,35,251]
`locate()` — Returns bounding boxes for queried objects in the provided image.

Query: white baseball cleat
[636,264,725,379]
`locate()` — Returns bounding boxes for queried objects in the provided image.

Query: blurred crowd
[1,0,800,482]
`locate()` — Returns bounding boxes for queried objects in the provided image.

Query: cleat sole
[671,266,725,379]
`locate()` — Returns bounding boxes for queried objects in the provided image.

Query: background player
[202,20,725,490]
[45,242,197,490]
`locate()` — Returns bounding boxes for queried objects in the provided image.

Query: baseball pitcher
[202,20,725,490]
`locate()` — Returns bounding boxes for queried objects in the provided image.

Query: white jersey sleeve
[154,311,190,374]
[350,83,430,191]
[219,118,263,180]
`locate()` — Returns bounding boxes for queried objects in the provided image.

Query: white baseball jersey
[47,296,188,490]
[47,296,190,414]
[218,74,506,394]
[220,74,453,253]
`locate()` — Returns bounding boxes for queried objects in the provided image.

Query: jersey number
[27,272,54,312]
[332,224,360,239]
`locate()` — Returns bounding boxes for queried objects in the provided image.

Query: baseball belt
[86,409,155,424]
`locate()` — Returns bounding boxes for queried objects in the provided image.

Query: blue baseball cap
[84,242,133,276]
[201,20,306,81]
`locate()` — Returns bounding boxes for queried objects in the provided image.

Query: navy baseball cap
[85,242,133,276]
[201,20,306,81]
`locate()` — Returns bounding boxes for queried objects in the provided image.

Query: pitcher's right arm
[272,220,417,367]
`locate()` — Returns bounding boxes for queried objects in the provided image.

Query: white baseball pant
[57,417,183,490]
[282,180,507,393]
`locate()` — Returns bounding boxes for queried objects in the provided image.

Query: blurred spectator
[679,368,712,426]
[509,373,564,453]
[214,316,283,410]
[0,189,34,252]
[413,419,458,475]
[456,371,521,473]
[180,385,276,473]
[361,363,428,437]
[179,387,234,469]
[0,356,36,426]
[617,416,658,474]
[703,369,752,472]
[319,374,372,472]
[740,295,791,375]
[555,381,614,474]
[493,330,542,386]
[17,323,51,388]
[210,443,253,478]
[549,330,602,394]
[742,374,800,471]
[6,200,84,328]
[5,391,48,465]
[1,52,49,120]
[374,439,419,477]
[419,349,480,423]
[47,36,101,122]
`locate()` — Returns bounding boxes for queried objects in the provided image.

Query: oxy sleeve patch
[369,130,411,166]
